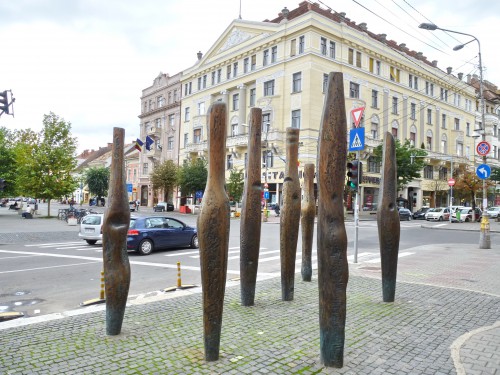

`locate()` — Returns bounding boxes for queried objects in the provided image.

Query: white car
[78,214,104,245]
[486,207,500,219]
[426,207,450,221]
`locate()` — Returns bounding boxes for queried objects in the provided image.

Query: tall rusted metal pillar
[317,72,349,367]
[301,163,315,282]
[377,132,400,302]
[280,127,301,301]
[102,127,131,336]
[197,102,230,361]
[240,108,262,306]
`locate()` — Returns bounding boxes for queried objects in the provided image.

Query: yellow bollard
[177,262,182,288]
[100,270,105,300]
[80,269,106,306]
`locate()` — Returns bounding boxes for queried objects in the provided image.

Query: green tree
[226,168,244,203]
[14,112,78,216]
[150,159,178,202]
[373,139,427,190]
[177,158,207,199]
[85,167,110,204]
[0,127,17,197]
[454,167,494,209]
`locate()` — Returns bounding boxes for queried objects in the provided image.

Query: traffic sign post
[476,164,491,180]
[476,141,491,156]
[351,107,365,128]
[448,178,455,187]
[349,128,365,151]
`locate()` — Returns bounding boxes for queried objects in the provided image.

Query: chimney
[339,12,346,21]
[416,52,423,59]
[399,43,406,49]
[446,67,452,74]
[197,51,203,60]
[359,22,367,31]
[458,72,463,80]
[281,6,290,19]
[432,60,438,67]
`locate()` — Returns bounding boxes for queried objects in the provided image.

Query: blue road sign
[476,164,491,179]
[195,190,204,199]
[127,183,133,193]
[264,191,270,199]
[349,127,365,151]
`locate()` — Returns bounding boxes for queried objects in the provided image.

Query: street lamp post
[419,23,490,249]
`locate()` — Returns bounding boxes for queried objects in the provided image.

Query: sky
[1,0,499,155]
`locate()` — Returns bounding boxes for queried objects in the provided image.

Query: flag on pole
[135,138,144,152]
[145,135,155,151]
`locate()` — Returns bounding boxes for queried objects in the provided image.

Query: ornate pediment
[219,28,253,52]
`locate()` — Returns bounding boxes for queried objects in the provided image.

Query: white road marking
[25,242,82,247]
[0,261,99,274]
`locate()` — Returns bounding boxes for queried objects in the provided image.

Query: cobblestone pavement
[1,205,499,374]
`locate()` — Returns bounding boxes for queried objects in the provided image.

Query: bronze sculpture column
[102,127,131,336]
[280,127,301,301]
[301,163,315,282]
[240,108,262,306]
[377,132,400,302]
[197,102,230,361]
[317,72,349,367]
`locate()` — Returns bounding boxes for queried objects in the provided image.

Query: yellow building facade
[179,2,478,211]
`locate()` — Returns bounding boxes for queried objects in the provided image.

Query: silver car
[486,207,500,219]
[426,207,450,221]
[78,214,104,245]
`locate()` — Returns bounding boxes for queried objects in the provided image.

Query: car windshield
[434,208,443,212]
[460,208,470,214]
[81,215,102,225]
[129,219,137,229]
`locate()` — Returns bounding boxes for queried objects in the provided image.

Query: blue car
[127,216,198,255]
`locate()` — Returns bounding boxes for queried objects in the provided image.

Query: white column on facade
[402,95,408,138]
[220,90,230,135]
[383,88,390,134]
[237,84,247,134]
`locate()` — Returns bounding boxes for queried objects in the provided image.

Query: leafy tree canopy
[0,127,17,197]
[177,158,207,197]
[373,139,427,190]
[150,159,178,202]
[226,168,244,203]
[85,166,110,199]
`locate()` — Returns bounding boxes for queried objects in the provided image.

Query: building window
[356,51,362,68]
[250,88,256,107]
[211,71,216,85]
[197,77,202,91]
[367,156,381,173]
[423,165,433,179]
[371,90,378,108]
[348,49,361,67]
[454,118,460,131]
[263,49,269,66]
[231,123,238,136]
[410,103,416,120]
[369,58,381,75]
[290,39,296,56]
[457,142,463,156]
[142,163,149,175]
[408,75,418,90]
[198,102,205,115]
[440,88,448,101]
[441,114,446,129]
[202,75,207,88]
[264,80,275,96]
[329,41,336,58]
[227,154,233,170]
[244,57,249,73]
[392,97,398,114]
[371,122,378,139]
[184,107,190,122]
[233,62,238,77]
[426,136,432,150]
[427,109,432,124]
[193,128,202,144]
[298,36,305,54]
[291,110,301,129]
[390,66,400,82]
[350,82,360,99]
[167,136,174,150]
[410,130,416,147]
[262,113,271,132]
[292,72,302,93]
[439,167,448,180]
[251,54,256,70]
[168,114,175,126]
[184,133,188,147]
[232,93,239,111]
[466,122,470,136]
[320,37,327,55]
[217,69,222,83]
[263,150,274,168]
[441,137,447,154]
[271,46,277,63]
[323,73,329,93]
[392,126,398,138]
[226,65,231,80]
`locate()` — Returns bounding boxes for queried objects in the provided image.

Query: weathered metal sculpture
[197,102,230,361]
[301,163,315,282]
[102,127,131,336]
[317,72,349,367]
[240,108,262,306]
[377,132,400,302]
[280,127,301,301]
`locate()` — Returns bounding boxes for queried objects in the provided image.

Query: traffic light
[346,160,362,191]
[0,178,5,192]
[0,91,8,114]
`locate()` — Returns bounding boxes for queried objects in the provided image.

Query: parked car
[398,207,412,221]
[459,208,482,222]
[153,202,175,212]
[127,216,198,255]
[413,207,430,220]
[78,214,104,245]
[486,206,500,219]
[426,207,450,221]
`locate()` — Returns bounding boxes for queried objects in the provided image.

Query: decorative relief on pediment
[219,28,253,52]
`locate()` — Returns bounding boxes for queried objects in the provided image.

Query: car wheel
[137,239,154,255]
[86,240,97,245]
[190,234,199,249]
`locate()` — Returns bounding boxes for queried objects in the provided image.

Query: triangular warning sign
[351,133,362,148]
[351,107,365,128]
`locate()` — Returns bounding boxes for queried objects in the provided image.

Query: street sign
[264,191,270,199]
[476,141,491,156]
[351,107,365,128]
[476,164,491,179]
[264,182,269,188]
[349,127,365,151]
[448,178,455,186]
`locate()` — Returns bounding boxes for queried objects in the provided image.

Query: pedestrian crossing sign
[349,127,365,151]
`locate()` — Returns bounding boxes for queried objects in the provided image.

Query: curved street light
[418,23,490,249]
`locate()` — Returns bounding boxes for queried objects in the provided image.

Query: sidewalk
[1,206,499,373]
